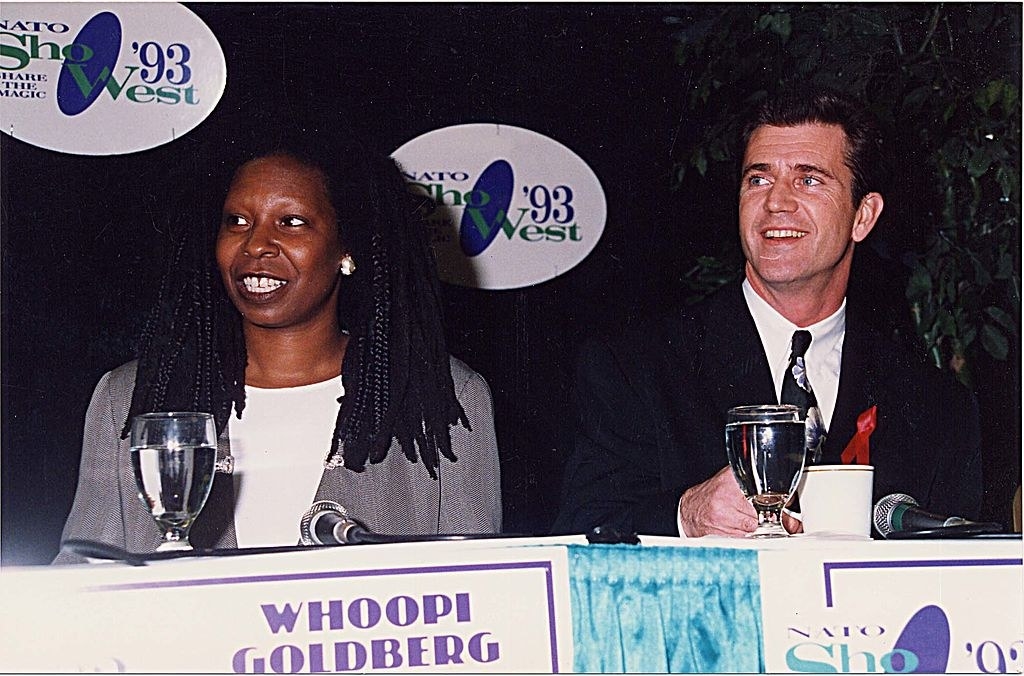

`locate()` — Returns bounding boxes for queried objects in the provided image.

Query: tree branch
[917,4,942,55]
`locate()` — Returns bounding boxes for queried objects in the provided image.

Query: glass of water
[130,412,217,552]
[725,404,808,538]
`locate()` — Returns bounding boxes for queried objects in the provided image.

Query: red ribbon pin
[841,405,877,465]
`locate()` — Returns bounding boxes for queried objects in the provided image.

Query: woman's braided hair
[123,129,468,477]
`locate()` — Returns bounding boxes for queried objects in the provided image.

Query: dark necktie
[781,329,825,464]
[781,330,816,413]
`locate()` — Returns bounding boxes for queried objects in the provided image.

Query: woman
[54,133,501,562]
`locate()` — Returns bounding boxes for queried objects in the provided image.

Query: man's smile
[763,229,807,239]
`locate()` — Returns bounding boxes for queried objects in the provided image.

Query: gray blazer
[54,357,502,563]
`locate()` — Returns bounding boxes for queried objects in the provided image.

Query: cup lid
[804,464,874,471]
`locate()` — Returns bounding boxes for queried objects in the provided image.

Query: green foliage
[682,251,745,305]
[665,3,1021,383]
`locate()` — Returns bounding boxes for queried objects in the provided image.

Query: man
[552,90,981,537]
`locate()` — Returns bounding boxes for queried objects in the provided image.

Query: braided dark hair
[123,130,468,478]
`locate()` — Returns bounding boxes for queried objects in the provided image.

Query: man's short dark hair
[741,89,885,206]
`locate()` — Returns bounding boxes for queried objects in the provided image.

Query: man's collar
[742,278,846,364]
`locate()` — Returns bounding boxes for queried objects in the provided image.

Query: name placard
[0,539,574,673]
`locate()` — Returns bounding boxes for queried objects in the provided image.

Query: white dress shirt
[741,279,845,430]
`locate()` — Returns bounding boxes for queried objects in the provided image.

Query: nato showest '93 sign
[0,2,226,155]
[392,124,607,290]
[758,540,1023,674]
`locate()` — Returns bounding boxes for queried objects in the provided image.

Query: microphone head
[872,493,918,537]
[300,500,348,546]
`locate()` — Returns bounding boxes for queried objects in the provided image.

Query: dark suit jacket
[552,282,982,536]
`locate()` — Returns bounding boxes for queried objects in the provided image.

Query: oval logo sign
[392,124,607,290]
[0,3,226,155]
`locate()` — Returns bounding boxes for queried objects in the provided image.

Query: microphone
[300,501,376,545]
[299,501,530,546]
[873,493,973,537]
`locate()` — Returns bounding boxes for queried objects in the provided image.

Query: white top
[228,376,344,547]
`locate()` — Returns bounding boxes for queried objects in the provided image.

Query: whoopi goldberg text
[232,592,500,673]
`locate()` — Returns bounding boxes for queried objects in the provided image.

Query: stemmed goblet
[725,404,809,538]
[130,412,218,552]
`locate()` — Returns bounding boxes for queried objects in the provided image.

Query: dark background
[2,3,1018,565]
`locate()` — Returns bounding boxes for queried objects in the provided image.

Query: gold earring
[339,255,356,276]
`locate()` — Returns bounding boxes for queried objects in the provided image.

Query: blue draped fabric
[567,544,764,673]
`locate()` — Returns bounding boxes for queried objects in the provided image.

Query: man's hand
[678,466,757,537]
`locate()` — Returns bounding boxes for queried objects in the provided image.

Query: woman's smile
[241,274,288,294]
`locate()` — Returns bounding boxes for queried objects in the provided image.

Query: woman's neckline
[245,373,343,392]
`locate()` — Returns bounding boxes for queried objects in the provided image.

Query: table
[569,535,1023,673]
[1,534,1020,673]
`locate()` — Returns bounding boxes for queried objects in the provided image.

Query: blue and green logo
[392,123,606,289]
[0,4,225,154]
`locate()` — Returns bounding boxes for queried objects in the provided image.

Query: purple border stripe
[89,559,561,672]
[823,557,1022,607]
[545,565,559,671]
[88,560,547,591]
